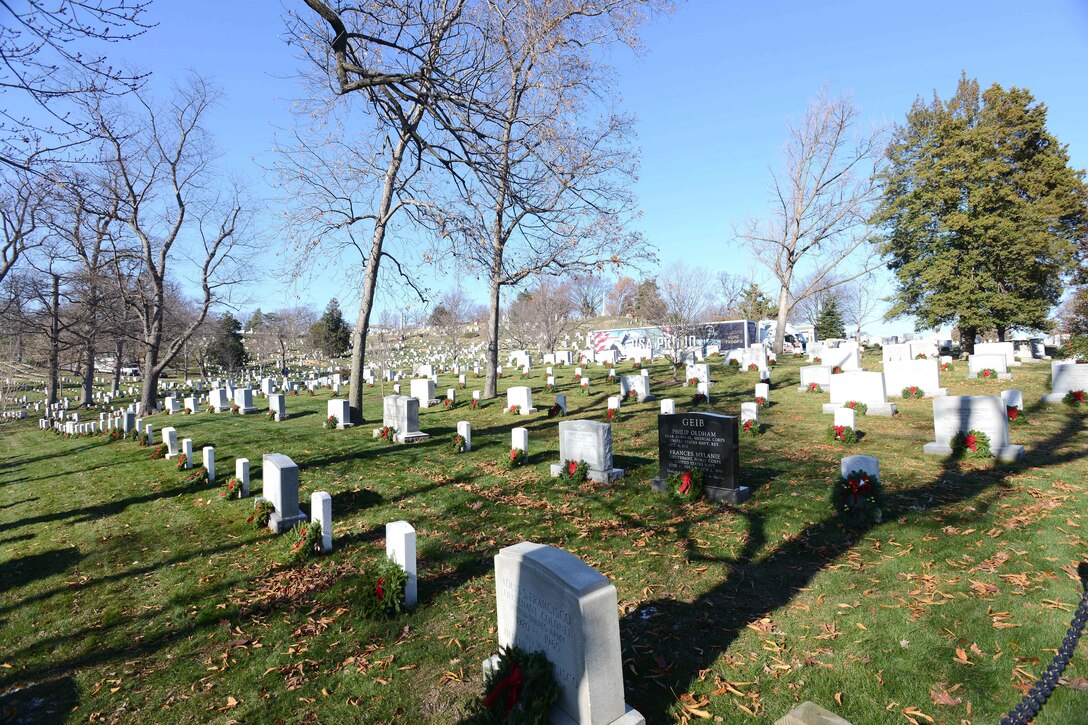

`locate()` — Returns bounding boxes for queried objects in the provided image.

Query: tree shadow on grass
[619,413,1088,721]
[0,546,81,594]
[0,674,79,724]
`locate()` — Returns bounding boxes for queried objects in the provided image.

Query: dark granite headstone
[653,412,748,503]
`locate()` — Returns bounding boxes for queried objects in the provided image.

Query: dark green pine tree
[207,312,249,373]
[814,293,846,340]
[310,298,351,358]
[872,74,1088,352]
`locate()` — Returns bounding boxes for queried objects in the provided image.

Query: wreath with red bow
[1006,406,1025,425]
[826,424,858,445]
[832,469,883,522]
[950,429,991,459]
[901,386,925,398]
[360,556,409,618]
[806,382,822,393]
[667,469,703,502]
[560,459,588,484]
[1063,390,1086,407]
[472,646,559,724]
[506,448,527,470]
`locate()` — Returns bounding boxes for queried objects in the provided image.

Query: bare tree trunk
[773,273,792,355]
[46,274,60,405]
[112,339,123,393]
[485,275,501,399]
[80,340,95,407]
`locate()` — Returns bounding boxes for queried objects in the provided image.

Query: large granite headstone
[651,413,747,504]
[485,542,644,725]
[262,453,309,533]
[1043,362,1088,403]
[922,395,1024,462]
[378,395,429,443]
[549,420,623,483]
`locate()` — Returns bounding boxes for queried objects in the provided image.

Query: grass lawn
[2,354,1087,723]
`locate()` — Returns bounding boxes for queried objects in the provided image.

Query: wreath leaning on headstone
[950,429,992,459]
[287,521,323,563]
[451,434,467,454]
[560,459,589,484]
[667,469,702,502]
[1007,406,1025,425]
[902,386,925,398]
[831,469,884,522]
[844,401,868,415]
[506,448,527,470]
[468,646,560,725]
[359,556,408,619]
[826,425,858,445]
[247,499,273,529]
[1063,390,1086,407]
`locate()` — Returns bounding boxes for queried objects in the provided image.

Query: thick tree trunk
[960,325,977,355]
[139,335,160,416]
[46,275,60,405]
[112,339,123,393]
[773,281,792,355]
[996,325,1006,342]
[484,276,502,399]
[80,341,95,407]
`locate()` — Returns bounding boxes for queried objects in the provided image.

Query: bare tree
[739,90,883,354]
[444,0,661,398]
[429,289,470,361]
[0,169,53,285]
[286,0,479,422]
[1,1,152,171]
[505,278,578,355]
[652,261,712,378]
[840,275,884,340]
[716,271,746,318]
[569,273,609,318]
[94,76,248,415]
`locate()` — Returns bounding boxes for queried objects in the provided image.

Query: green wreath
[826,425,858,445]
[469,646,560,724]
[979,368,998,379]
[806,383,822,393]
[901,386,925,398]
[843,401,868,415]
[741,419,760,437]
[667,469,702,502]
[560,459,588,484]
[506,448,527,470]
[1063,390,1086,406]
[287,521,323,563]
[1006,406,1025,425]
[451,434,467,454]
[247,499,273,528]
[950,429,992,459]
[831,469,883,522]
[359,556,409,619]
[219,477,243,499]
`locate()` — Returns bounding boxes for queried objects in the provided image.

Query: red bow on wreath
[1075,391,1085,403]
[375,577,385,601]
[964,434,977,452]
[847,475,871,507]
[834,425,845,441]
[679,471,692,495]
[1007,406,1018,421]
[568,461,578,476]
[485,664,523,716]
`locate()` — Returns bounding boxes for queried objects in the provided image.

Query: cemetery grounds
[1,352,1087,723]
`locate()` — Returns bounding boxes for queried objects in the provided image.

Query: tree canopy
[310,298,351,358]
[814,293,846,340]
[206,312,248,373]
[872,74,1088,349]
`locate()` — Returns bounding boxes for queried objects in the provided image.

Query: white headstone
[834,407,856,430]
[457,420,472,451]
[311,491,332,553]
[235,458,250,497]
[262,453,308,533]
[512,427,528,452]
[660,398,675,415]
[386,520,417,608]
[202,446,215,482]
[922,395,1024,462]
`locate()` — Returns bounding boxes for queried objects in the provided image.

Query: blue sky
[106,1,1088,335]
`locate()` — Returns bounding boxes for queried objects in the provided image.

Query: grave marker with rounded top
[182,439,193,469]
[235,458,250,496]
[511,427,528,452]
[456,421,472,451]
[311,491,332,552]
[486,541,643,725]
[549,420,624,483]
[202,447,215,482]
[651,412,746,503]
[922,395,1024,462]
[833,407,856,430]
[262,453,308,533]
[660,398,675,415]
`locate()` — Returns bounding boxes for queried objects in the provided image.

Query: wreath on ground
[150,444,165,460]
[444,398,454,408]
[507,405,520,415]
[471,399,479,410]
[979,368,997,379]
[844,401,868,415]
[625,389,637,402]
[728,359,741,369]
[288,521,323,562]
[813,357,822,364]
[688,376,699,387]
[560,459,588,484]
[451,434,467,454]
[692,392,707,405]
[1007,406,1025,424]
[827,425,858,445]
[544,383,554,392]
[175,456,188,471]
[950,429,992,459]
[606,407,618,421]
[184,465,208,484]
[832,366,843,374]
[378,426,396,442]
[507,448,527,469]
[220,477,243,499]
[247,499,274,528]
[832,470,883,522]
[914,353,928,360]
[747,363,758,372]
[579,384,590,396]
[742,419,760,437]
[1063,390,1085,406]
[324,415,338,430]
[755,396,768,408]
[359,557,409,619]
[547,404,563,418]
[469,646,559,724]
[806,382,822,393]
[231,403,240,415]
[940,362,954,372]
[902,386,925,398]
[667,469,702,502]
[267,409,277,421]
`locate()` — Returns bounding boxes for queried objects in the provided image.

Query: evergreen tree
[206,312,248,373]
[310,298,351,358]
[872,74,1088,352]
[814,293,846,340]
[736,282,775,320]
